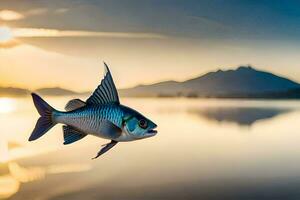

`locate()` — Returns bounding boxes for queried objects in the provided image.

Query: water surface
[1,97,300,199]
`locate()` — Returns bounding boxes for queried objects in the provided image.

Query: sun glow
[0,26,13,43]
[0,98,16,114]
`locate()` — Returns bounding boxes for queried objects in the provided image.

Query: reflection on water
[1,97,300,199]
[0,161,92,199]
[0,164,19,199]
[0,112,92,200]
[0,141,22,163]
[0,98,16,114]
[190,107,292,126]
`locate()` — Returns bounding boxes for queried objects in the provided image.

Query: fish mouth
[147,129,158,135]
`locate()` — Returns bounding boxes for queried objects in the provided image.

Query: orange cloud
[0,10,24,21]
[12,28,167,39]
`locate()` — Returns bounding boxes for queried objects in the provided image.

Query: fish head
[121,106,157,140]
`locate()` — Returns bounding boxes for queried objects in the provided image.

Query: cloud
[0,10,24,21]
[54,8,69,14]
[12,28,167,39]
[0,8,48,21]
[0,39,20,49]
[187,15,232,32]
[26,8,48,16]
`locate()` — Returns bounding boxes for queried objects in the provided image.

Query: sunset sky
[1,0,300,91]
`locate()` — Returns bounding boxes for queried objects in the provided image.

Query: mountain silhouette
[0,87,29,97]
[119,66,300,97]
[34,87,77,96]
[0,87,77,97]
[1,66,300,98]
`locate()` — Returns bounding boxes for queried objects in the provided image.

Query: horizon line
[1,65,299,92]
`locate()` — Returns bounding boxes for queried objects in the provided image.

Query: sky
[1,0,300,91]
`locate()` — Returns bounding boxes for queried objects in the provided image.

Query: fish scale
[53,105,122,139]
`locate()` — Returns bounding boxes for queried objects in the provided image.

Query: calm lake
[1,96,300,200]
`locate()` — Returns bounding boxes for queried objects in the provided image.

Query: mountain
[1,66,300,98]
[34,87,78,96]
[0,87,77,97]
[0,87,30,97]
[119,66,300,98]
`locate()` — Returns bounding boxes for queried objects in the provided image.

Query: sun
[0,26,13,43]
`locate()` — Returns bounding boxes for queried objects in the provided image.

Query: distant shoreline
[2,93,300,100]
[2,65,300,100]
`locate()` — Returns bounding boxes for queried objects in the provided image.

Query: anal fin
[63,125,87,145]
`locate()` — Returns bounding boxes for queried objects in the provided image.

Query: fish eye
[138,119,148,129]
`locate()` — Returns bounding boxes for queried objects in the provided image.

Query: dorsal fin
[86,62,120,105]
[65,99,86,111]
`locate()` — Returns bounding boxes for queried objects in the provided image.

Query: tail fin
[29,93,57,141]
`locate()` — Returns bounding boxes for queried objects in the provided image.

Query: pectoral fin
[92,140,118,159]
[100,120,122,139]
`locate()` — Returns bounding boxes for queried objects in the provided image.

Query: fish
[29,63,157,159]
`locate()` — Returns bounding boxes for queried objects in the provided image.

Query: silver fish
[29,63,157,159]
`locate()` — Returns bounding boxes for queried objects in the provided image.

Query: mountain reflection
[189,107,292,126]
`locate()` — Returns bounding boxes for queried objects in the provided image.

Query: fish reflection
[189,107,292,126]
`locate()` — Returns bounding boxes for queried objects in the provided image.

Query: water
[1,97,300,199]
